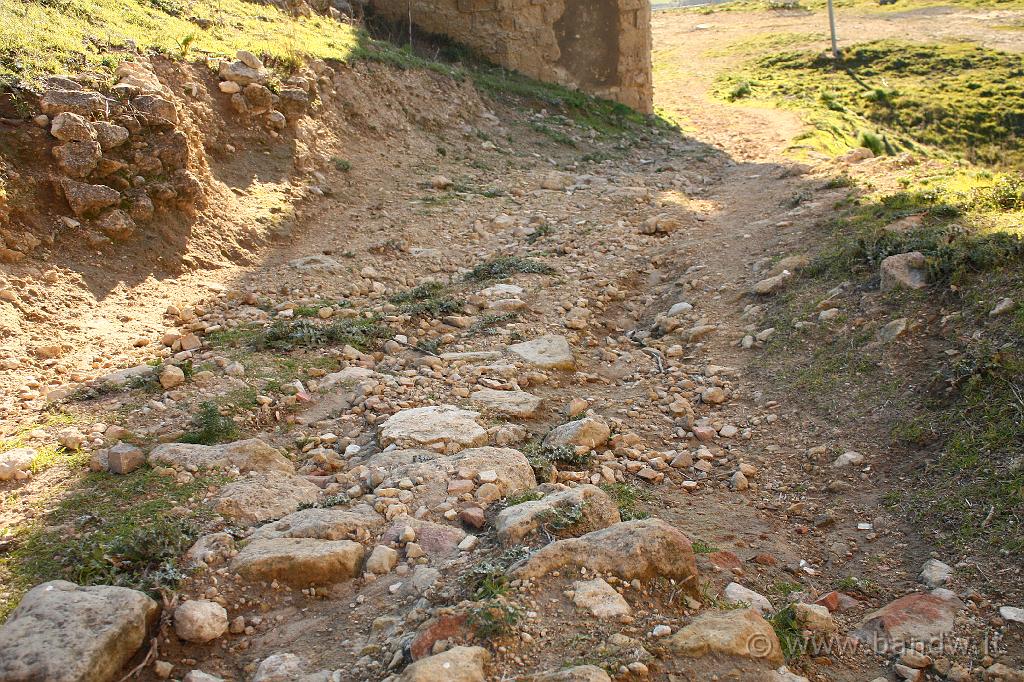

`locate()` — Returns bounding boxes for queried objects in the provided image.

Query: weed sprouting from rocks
[599,482,651,521]
[389,281,464,318]
[467,547,530,600]
[257,318,391,351]
[463,256,555,282]
[179,401,239,445]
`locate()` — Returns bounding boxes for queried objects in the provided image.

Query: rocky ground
[1,8,1023,682]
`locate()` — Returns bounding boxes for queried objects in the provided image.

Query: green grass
[716,40,1024,165]
[464,256,555,283]
[598,482,651,521]
[178,401,239,445]
[1,468,223,619]
[389,281,465,318]
[768,605,805,661]
[0,0,362,88]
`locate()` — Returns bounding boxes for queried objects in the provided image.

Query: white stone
[572,578,631,620]
[724,583,773,615]
[174,600,228,643]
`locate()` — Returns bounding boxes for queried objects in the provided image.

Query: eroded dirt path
[4,9,1023,682]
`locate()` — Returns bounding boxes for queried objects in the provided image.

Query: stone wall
[368,0,653,114]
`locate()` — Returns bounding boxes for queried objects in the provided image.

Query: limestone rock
[96,209,136,241]
[219,60,264,86]
[61,178,120,218]
[724,582,773,615]
[215,471,320,526]
[0,447,35,481]
[379,405,487,452]
[382,519,466,556]
[880,251,928,291]
[521,666,611,682]
[40,89,110,117]
[93,122,130,150]
[572,578,631,620]
[399,646,489,682]
[365,544,399,574]
[0,580,159,682]
[50,112,96,142]
[854,591,965,649]
[752,271,792,295]
[174,599,228,643]
[149,438,293,474]
[919,558,953,588]
[184,532,236,569]
[469,388,542,419]
[669,608,783,665]
[495,484,620,544]
[232,537,365,586]
[289,255,345,273]
[132,95,177,125]
[248,505,384,542]
[792,602,837,634]
[508,335,575,370]
[540,172,571,191]
[53,140,102,178]
[514,519,700,596]
[543,417,610,450]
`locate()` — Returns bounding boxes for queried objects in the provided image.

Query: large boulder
[231,537,365,587]
[214,471,320,526]
[399,646,489,682]
[513,519,700,597]
[149,439,293,474]
[668,608,784,666]
[543,417,611,450]
[379,405,487,452]
[508,335,575,370]
[0,580,159,682]
[880,251,928,291]
[469,388,542,419]
[495,484,620,545]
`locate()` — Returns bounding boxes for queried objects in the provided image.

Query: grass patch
[179,401,239,445]
[691,538,719,554]
[599,482,651,521]
[504,490,545,507]
[0,468,221,618]
[257,317,392,352]
[464,256,555,283]
[715,40,1024,165]
[389,281,465,318]
[468,598,521,638]
[466,547,530,600]
[768,605,805,661]
[0,0,361,87]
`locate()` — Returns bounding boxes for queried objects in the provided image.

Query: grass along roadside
[715,40,1024,165]
[752,162,1024,556]
[0,467,223,619]
[687,0,1024,15]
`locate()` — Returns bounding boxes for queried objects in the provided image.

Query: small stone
[107,443,144,475]
[159,365,185,389]
[990,298,1017,317]
[365,545,399,575]
[460,506,486,529]
[174,600,228,643]
[833,451,864,467]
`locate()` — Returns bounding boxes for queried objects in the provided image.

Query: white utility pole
[827,0,840,59]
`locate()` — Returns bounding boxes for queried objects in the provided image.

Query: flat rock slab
[495,484,620,545]
[248,504,384,542]
[215,471,321,526]
[514,519,699,597]
[521,666,611,682]
[381,519,466,557]
[573,578,632,620]
[854,590,965,649]
[379,405,487,452]
[508,335,575,370]
[231,538,365,586]
[669,608,783,666]
[399,646,489,682]
[469,388,542,419]
[0,580,159,682]
[149,439,293,474]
